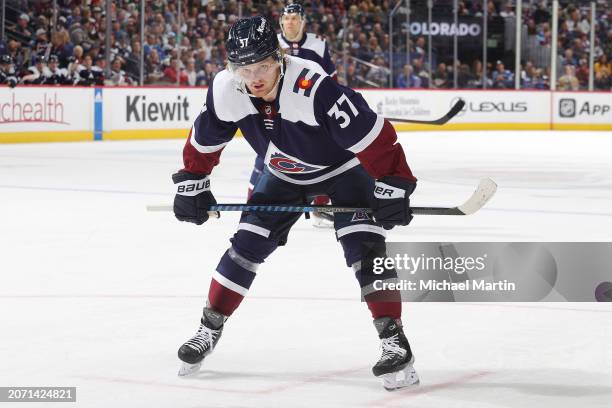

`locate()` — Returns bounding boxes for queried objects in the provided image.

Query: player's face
[282,14,303,40]
[235,57,281,98]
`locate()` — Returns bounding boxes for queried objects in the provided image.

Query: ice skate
[372,317,420,391]
[177,307,226,376]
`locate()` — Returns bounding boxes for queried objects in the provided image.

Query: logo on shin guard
[351,211,371,222]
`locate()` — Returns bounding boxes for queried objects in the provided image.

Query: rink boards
[0,86,610,143]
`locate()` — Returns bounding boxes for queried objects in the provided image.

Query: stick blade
[456,178,497,215]
[446,98,465,121]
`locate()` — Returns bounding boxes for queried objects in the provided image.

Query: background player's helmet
[280,3,306,40]
[281,3,305,19]
[226,16,281,69]
[0,54,13,65]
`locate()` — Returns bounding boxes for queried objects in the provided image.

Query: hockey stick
[147,178,496,216]
[385,99,465,125]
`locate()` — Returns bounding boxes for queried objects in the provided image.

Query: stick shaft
[147,204,469,215]
[147,178,496,217]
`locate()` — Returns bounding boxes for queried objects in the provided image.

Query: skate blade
[380,365,420,391]
[178,361,201,377]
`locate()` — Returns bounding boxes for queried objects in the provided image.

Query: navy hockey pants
[210,165,400,317]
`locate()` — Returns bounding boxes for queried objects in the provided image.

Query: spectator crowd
[0,0,610,90]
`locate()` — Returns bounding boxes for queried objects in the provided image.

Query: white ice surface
[1,131,611,407]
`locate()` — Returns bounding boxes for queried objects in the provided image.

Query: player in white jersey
[277,3,336,78]
[173,16,419,391]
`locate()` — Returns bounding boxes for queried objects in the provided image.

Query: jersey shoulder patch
[278,57,328,126]
[285,56,326,97]
[211,70,258,122]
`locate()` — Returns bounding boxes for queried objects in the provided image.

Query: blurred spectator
[594,54,611,89]
[16,14,33,42]
[184,57,198,86]
[469,59,491,88]
[412,58,430,88]
[396,64,421,88]
[558,64,580,90]
[432,63,449,88]
[345,63,359,88]
[491,60,514,88]
[5,40,25,71]
[457,64,474,88]
[163,56,188,85]
[364,56,389,87]
[521,60,538,88]
[145,48,164,83]
[197,62,217,87]
[561,49,577,68]
[533,68,550,89]
[32,28,49,58]
[575,58,590,88]
[125,41,142,80]
[50,31,74,68]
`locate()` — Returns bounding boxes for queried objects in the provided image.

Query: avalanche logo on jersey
[265,142,326,174]
[269,153,320,173]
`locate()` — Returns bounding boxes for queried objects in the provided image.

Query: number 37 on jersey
[327,94,359,129]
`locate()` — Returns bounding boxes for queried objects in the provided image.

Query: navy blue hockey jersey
[182,56,415,184]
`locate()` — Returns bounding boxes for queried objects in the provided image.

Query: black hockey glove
[372,176,417,230]
[172,171,218,225]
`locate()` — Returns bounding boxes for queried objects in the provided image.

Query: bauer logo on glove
[176,178,211,196]
[172,172,217,225]
[374,182,406,199]
[372,177,416,229]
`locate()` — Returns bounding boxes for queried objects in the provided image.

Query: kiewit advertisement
[0,87,92,143]
[553,92,612,130]
[102,87,208,139]
[362,90,550,130]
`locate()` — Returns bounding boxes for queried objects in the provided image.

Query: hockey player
[42,55,70,85]
[21,55,51,85]
[173,16,419,390]
[0,55,18,88]
[278,3,336,79]
[247,3,337,228]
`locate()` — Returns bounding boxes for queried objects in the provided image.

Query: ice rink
[1,131,611,407]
